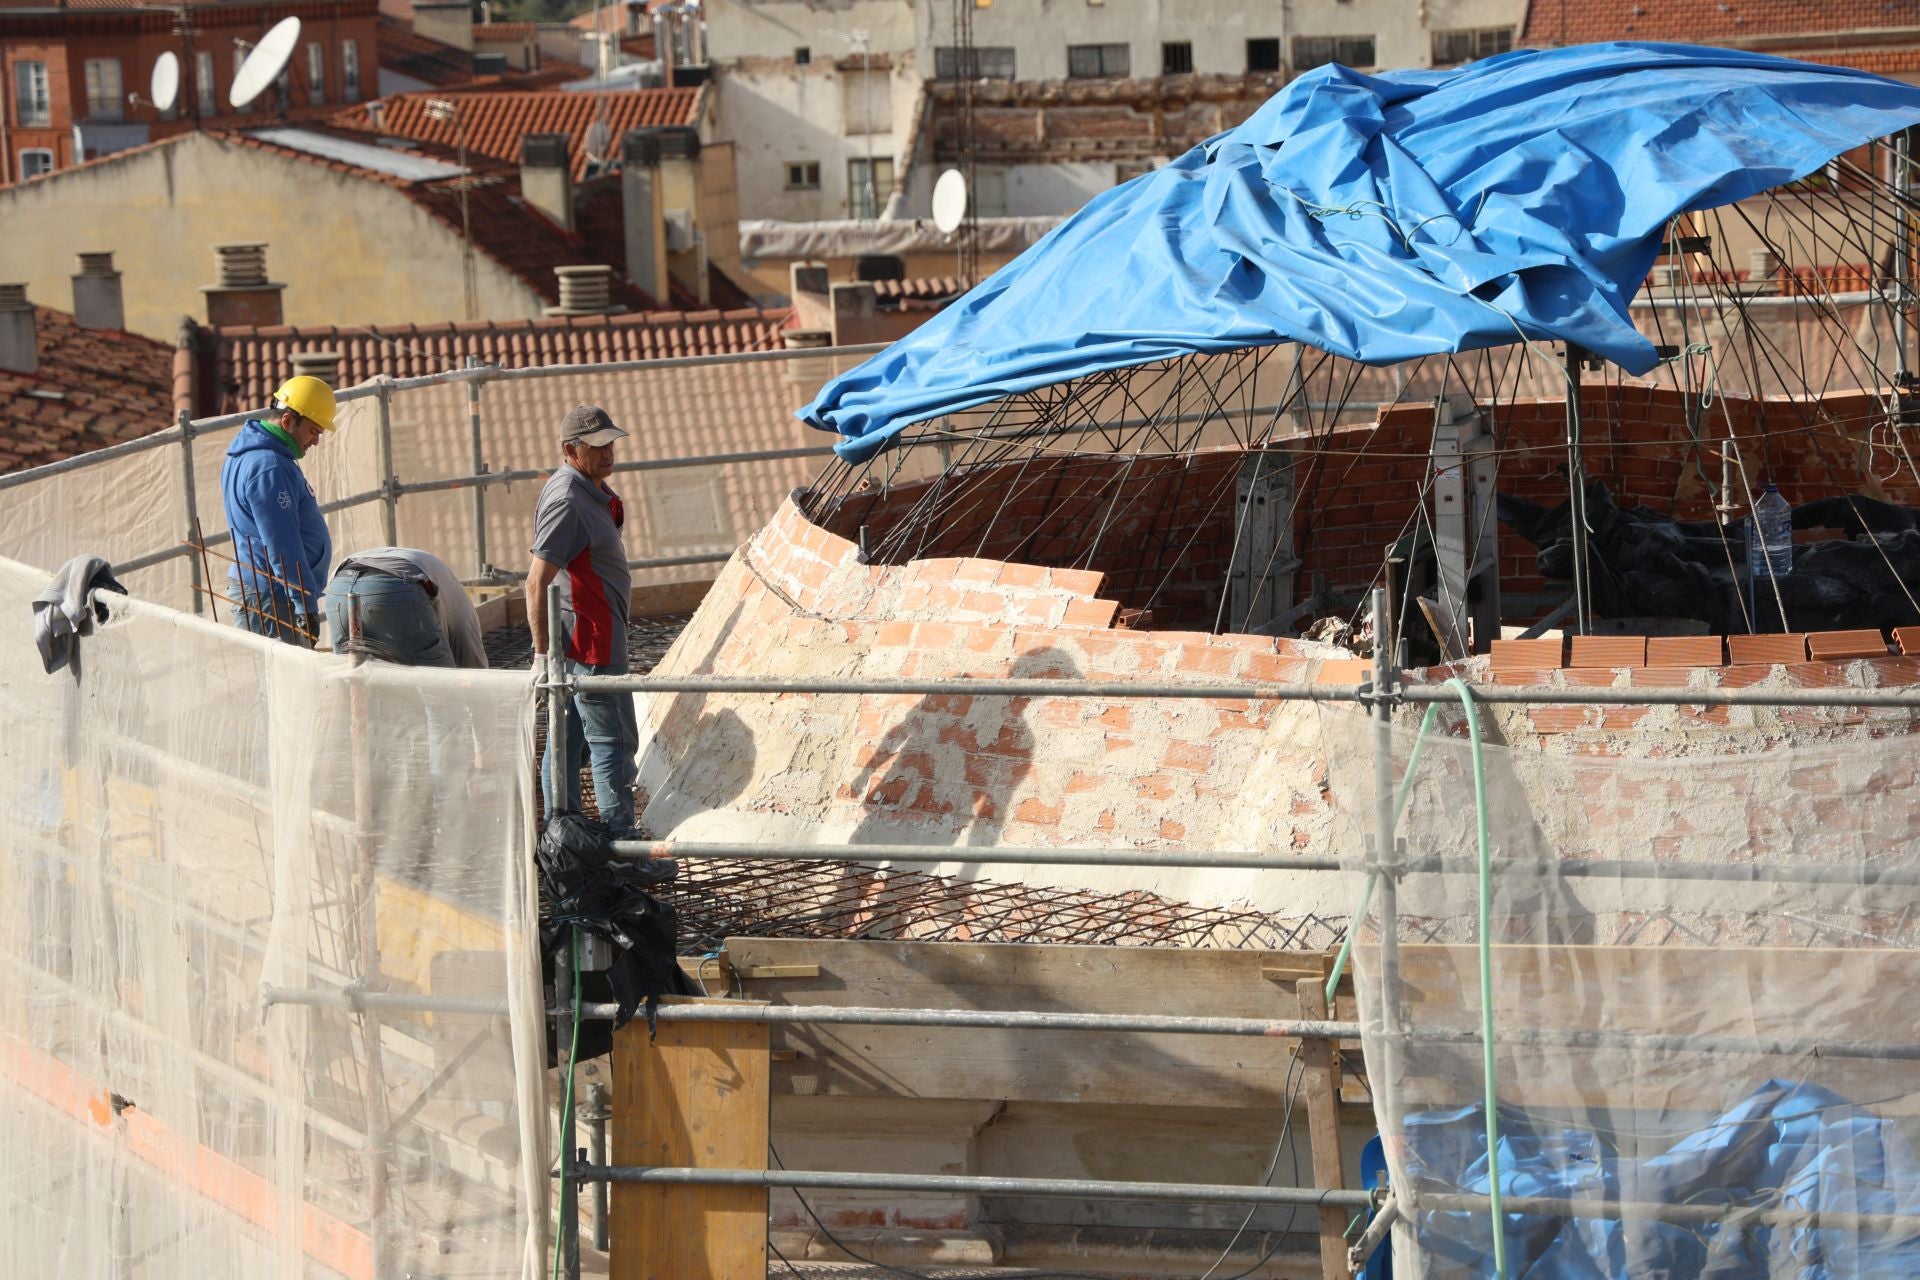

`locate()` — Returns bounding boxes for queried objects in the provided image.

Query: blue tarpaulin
[1401,1081,1920,1278]
[803,43,1920,462]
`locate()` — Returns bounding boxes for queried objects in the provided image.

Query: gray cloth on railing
[32,555,126,674]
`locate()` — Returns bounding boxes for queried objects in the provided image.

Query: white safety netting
[0,558,546,1279]
[1319,700,1920,1279]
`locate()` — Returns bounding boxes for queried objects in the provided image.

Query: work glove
[531,653,553,688]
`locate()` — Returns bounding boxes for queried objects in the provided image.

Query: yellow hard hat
[273,374,337,432]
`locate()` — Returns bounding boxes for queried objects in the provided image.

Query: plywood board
[611,997,770,1280]
[726,938,1352,1108]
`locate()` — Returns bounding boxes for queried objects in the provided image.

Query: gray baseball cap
[561,404,628,447]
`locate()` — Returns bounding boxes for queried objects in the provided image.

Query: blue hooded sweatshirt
[221,420,332,616]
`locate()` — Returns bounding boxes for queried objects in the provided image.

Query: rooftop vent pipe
[71,252,125,332]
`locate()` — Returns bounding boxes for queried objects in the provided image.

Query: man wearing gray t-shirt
[527,405,638,831]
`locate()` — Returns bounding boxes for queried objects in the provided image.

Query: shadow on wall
[635,599,757,833]
[843,646,1080,898]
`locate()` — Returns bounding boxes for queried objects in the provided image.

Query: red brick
[995,562,1049,588]
[1013,797,1063,825]
[1726,633,1809,666]
[1315,657,1371,685]
[1893,627,1920,657]
[1646,635,1724,667]
[1050,568,1106,596]
[1159,819,1187,841]
[960,590,1005,615]
[1806,629,1888,662]
[1162,740,1214,771]
[1491,637,1567,671]
[1062,598,1120,629]
[1568,635,1647,668]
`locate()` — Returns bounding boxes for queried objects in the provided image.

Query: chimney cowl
[288,348,344,387]
[545,264,621,316]
[655,126,700,161]
[622,129,661,168]
[0,285,38,376]
[521,132,571,170]
[77,252,118,278]
[213,242,270,289]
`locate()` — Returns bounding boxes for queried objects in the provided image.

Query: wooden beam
[1295,979,1350,1280]
[612,997,770,1280]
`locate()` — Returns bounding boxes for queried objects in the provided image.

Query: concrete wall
[0,132,548,340]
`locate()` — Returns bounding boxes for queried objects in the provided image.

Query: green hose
[552,926,582,1280]
[1445,676,1505,1280]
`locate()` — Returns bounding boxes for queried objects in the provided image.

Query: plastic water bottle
[1747,483,1793,581]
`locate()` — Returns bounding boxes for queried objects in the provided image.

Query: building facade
[0,0,379,184]
[704,0,1528,226]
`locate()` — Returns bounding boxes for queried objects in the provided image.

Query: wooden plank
[1295,979,1349,1280]
[612,996,770,1280]
[726,938,1346,1108]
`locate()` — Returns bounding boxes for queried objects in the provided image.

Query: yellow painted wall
[0,132,550,342]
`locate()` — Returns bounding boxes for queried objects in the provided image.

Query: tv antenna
[230,15,300,111]
[584,118,612,171]
[150,51,180,114]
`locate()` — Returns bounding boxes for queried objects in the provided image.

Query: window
[1246,37,1282,73]
[84,58,124,120]
[1067,43,1129,78]
[1162,41,1193,75]
[341,40,360,102]
[13,60,50,126]
[933,46,1015,80]
[842,68,891,134]
[306,43,325,104]
[1431,26,1513,66]
[1291,35,1376,72]
[785,160,820,189]
[196,51,215,115]
[794,46,811,65]
[848,155,894,219]
[18,148,53,179]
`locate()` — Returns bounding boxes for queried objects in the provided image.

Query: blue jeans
[225,580,316,646]
[323,567,454,667]
[542,657,638,833]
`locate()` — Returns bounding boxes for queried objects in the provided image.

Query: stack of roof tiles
[0,308,174,474]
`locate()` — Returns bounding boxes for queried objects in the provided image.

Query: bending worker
[324,547,489,669]
[527,405,638,832]
[221,375,334,645]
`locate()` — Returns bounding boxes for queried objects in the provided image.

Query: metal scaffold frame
[508,582,1920,1280]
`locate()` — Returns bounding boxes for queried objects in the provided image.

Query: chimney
[521,133,574,233]
[71,252,126,331]
[653,8,675,86]
[172,317,200,418]
[289,348,343,387]
[0,285,37,376]
[621,129,668,302]
[1748,247,1781,282]
[411,0,473,51]
[656,126,707,305]
[544,265,620,316]
[201,242,286,328]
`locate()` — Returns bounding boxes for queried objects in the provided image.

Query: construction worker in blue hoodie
[220,375,334,645]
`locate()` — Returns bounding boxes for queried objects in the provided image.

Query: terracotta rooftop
[332,88,700,182]
[0,307,174,475]
[472,20,538,42]
[203,308,793,407]
[1520,1,1920,46]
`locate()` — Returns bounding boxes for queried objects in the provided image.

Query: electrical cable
[1195,1046,1306,1280]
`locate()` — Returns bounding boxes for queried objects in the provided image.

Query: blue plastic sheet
[1401,1081,1920,1278]
[804,43,1920,461]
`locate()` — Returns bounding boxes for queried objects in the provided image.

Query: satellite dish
[150,52,180,114]
[230,16,301,110]
[584,120,612,166]
[932,168,968,234]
